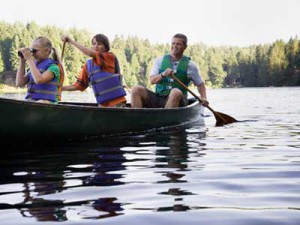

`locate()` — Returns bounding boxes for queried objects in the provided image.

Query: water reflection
[155,133,189,184]
[81,147,126,219]
[83,147,126,187]
[88,197,123,219]
[3,126,207,220]
[0,143,127,222]
[153,127,207,212]
[20,198,67,222]
[1,87,299,225]
[20,175,67,221]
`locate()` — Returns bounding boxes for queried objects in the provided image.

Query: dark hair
[173,33,188,46]
[92,34,110,52]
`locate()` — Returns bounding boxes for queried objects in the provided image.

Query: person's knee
[131,85,146,97]
[169,88,183,100]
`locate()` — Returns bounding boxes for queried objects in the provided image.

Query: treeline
[0,21,299,88]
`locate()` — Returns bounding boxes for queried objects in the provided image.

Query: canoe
[0,97,204,141]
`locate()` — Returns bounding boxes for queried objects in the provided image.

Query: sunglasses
[30,48,39,54]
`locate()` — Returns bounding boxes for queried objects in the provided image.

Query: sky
[1,0,300,47]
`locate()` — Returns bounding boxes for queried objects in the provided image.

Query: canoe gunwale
[0,97,200,112]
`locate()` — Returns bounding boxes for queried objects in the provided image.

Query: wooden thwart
[170,74,238,126]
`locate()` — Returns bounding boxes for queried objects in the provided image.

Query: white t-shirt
[150,56,203,86]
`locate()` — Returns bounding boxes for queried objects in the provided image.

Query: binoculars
[18,48,37,58]
[18,51,24,58]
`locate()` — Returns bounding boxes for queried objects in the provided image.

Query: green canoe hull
[0,97,204,140]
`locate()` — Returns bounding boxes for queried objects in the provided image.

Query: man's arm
[197,82,209,106]
[150,56,169,84]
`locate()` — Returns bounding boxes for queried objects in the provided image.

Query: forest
[0,21,299,90]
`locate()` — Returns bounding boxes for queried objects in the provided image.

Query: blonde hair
[34,36,60,62]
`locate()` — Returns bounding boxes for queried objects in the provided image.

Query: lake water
[0,87,299,225]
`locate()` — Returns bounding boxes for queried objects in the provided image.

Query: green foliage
[10,34,21,70]
[0,47,4,74]
[0,20,299,89]
[268,40,288,86]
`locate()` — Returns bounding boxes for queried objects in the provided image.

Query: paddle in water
[170,74,238,126]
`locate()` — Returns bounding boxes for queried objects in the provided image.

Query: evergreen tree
[254,45,269,86]
[10,34,22,70]
[0,50,4,75]
[285,36,300,85]
[206,48,227,87]
[268,40,288,86]
[130,54,141,85]
[1,20,300,89]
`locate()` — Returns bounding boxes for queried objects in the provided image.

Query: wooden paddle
[61,41,66,62]
[170,74,238,126]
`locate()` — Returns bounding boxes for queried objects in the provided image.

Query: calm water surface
[0,87,299,225]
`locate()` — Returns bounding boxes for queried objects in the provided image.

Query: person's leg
[165,88,184,108]
[130,85,148,108]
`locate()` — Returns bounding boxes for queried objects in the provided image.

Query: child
[16,36,64,103]
[61,34,126,107]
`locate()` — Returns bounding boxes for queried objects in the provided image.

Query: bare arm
[16,48,54,86]
[26,58,54,84]
[150,68,174,84]
[16,57,28,87]
[61,35,96,58]
[197,82,209,106]
[62,85,78,91]
[150,74,163,84]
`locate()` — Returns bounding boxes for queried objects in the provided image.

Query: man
[131,33,208,108]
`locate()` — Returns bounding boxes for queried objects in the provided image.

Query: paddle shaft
[169,74,214,112]
[61,41,66,62]
[169,73,238,126]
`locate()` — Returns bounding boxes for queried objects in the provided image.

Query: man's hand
[201,98,209,107]
[162,68,174,77]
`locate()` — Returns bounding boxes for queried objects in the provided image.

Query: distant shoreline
[0,84,25,94]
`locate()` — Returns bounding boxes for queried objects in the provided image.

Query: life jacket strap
[28,89,58,95]
[90,74,121,85]
[95,85,124,96]
[89,69,102,76]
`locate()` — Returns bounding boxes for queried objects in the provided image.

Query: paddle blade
[213,111,238,126]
